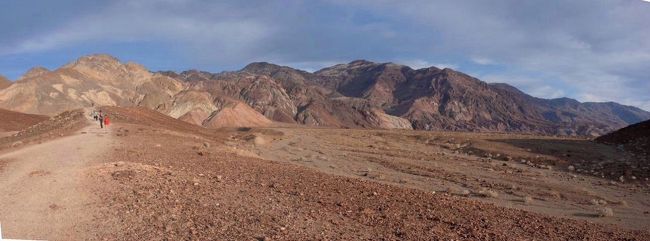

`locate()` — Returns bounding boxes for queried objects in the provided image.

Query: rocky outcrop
[0,54,184,115]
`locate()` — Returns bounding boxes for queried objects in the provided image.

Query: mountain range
[0,54,648,136]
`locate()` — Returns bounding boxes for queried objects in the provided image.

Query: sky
[1,0,649,110]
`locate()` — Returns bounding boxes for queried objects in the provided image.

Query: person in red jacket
[104,115,111,127]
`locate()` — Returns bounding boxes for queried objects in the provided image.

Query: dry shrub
[598,207,614,217]
[523,196,533,204]
[446,187,470,196]
[476,188,499,198]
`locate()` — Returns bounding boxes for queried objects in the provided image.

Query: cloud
[327,0,650,110]
[401,59,457,70]
[470,56,496,65]
[0,0,648,111]
[0,0,275,63]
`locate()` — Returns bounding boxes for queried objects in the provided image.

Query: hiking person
[104,115,110,127]
[98,111,104,129]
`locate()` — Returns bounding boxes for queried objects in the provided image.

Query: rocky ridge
[1,54,648,134]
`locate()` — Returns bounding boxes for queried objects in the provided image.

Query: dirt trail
[0,114,111,240]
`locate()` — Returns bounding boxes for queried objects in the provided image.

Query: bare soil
[0,108,48,132]
[0,107,648,240]
[242,127,650,230]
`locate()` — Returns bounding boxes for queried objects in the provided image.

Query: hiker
[91,110,98,121]
[98,111,104,129]
[104,115,111,127]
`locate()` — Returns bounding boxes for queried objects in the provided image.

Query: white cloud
[0,0,274,62]
[470,56,496,65]
[401,59,457,70]
[330,0,650,110]
[1,0,649,111]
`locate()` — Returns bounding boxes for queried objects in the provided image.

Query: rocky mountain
[0,54,648,135]
[163,65,413,129]
[0,75,11,90]
[0,54,184,115]
[311,60,650,136]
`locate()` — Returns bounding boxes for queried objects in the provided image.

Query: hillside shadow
[485,138,650,181]
[490,139,616,161]
[489,138,617,167]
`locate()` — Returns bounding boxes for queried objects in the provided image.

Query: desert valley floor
[0,107,648,240]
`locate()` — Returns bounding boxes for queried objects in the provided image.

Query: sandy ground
[0,117,112,240]
[0,107,648,240]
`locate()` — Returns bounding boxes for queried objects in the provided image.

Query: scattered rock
[476,188,499,198]
[598,207,614,217]
[523,196,533,204]
[11,141,23,147]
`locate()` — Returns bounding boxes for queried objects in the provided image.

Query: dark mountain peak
[241,62,284,73]
[348,59,376,66]
[241,62,315,85]
[315,60,383,77]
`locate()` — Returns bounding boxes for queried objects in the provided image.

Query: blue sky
[1,0,649,110]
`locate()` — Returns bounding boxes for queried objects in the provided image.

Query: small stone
[203,142,210,148]
[567,165,575,171]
